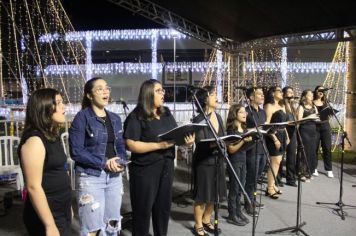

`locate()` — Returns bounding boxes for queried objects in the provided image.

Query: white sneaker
[313,169,319,177]
[327,171,334,178]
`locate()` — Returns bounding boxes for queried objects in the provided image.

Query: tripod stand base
[265,222,308,236]
[316,201,356,220]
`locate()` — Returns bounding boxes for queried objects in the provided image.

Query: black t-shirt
[246,106,266,154]
[227,129,246,163]
[123,107,177,166]
[102,114,115,159]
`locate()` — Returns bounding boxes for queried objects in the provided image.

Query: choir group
[18,78,334,236]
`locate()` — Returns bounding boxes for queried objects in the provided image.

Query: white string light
[244,62,346,73]
[39,62,230,76]
[38,29,188,43]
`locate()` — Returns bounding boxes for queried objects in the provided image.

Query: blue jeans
[245,153,266,204]
[76,170,123,236]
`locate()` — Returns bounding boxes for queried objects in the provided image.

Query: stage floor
[1,159,356,236]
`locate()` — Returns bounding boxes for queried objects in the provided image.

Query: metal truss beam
[106,0,356,52]
[239,27,356,51]
[106,0,234,51]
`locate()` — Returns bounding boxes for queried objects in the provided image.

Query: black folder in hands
[319,106,339,120]
[243,128,269,138]
[200,134,243,145]
[198,129,268,146]
[158,123,207,145]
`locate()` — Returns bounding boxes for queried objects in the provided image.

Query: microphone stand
[315,96,356,220]
[122,102,129,117]
[191,89,251,236]
[120,103,132,230]
[265,98,312,236]
[240,89,279,236]
[172,97,195,204]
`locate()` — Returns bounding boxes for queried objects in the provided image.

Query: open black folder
[199,129,269,145]
[319,106,339,120]
[158,123,207,145]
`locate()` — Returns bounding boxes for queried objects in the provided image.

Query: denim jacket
[69,107,127,176]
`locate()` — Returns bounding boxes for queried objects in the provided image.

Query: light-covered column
[345,41,356,151]
[151,29,158,80]
[216,49,223,102]
[85,32,92,81]
[281,47,288,87]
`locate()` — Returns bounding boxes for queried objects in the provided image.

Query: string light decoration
[244,62,346,74]
[39,62,229,76]
[321,42,349,150]
[1,0,86,105]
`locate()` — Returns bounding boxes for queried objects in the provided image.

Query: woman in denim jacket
[69,77,127,236]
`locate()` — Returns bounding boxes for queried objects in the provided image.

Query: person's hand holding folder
[184,133,195,147]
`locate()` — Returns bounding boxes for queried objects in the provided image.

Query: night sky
[61,0,162,30]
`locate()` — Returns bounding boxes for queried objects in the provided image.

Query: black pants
[285,131,297,183]
[245,152,266,205]
[129,158,174,236]
[315,123,333,171]
[227,161,246,217]
[299,124,317,175]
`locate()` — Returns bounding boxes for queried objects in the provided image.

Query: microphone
[345,91,356,95]
[119,98,129,110]
[187,85,207,92]
[318,88,333,92]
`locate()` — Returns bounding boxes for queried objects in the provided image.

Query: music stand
[265,102,315,236]
[315,98,356,220]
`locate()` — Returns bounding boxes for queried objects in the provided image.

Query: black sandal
[194,225,208,236]
[265,188,279,199]
[274,187,283,195]
[202,222,221,233]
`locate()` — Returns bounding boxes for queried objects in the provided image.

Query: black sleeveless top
[19,129,72,236]
[315,103,329,121]
[302,105,317,126]
[19,130,71,195]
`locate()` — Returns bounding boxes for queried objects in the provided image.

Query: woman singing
[264,86,289,199]
[313,85,334,178]
[297,89,319,181]
[226,104,252,226]
[192,85,227,236]
[69,77,127,236]
[19,88,71,236]
[123,79,194,236]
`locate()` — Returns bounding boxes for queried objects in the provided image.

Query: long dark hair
[194,85,215,114]
[282,86,294,113]
[314,85,325,102]
[226,103,246,132]
[23,88,62,141]
[300,89,313,105]
[81,77,103,109]
[264,86,281,105]
[135,79,165,120]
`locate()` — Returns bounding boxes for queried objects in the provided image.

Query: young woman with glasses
[123,79,194,236]
[69,77,127,236]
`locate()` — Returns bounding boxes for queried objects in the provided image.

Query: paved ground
[1,159,356,236]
